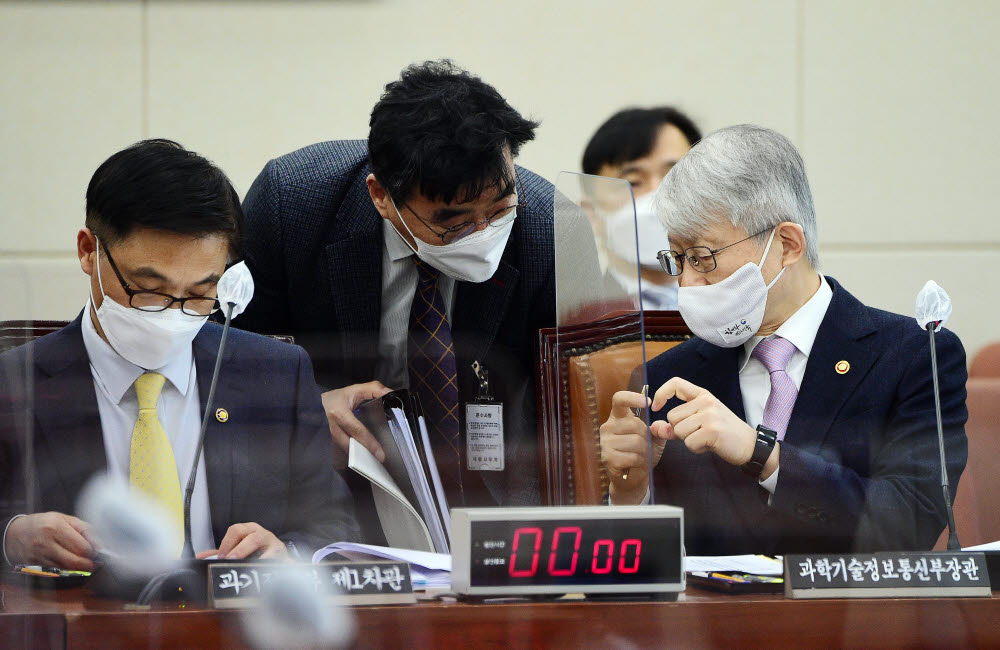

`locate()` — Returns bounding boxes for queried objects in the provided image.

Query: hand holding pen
[622,385,649,481]
[600,385,667,505]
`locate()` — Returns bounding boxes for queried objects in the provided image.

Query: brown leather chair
[970,342,1000,378]
[536,311,691,505]
[0,320,68,353]
[935,377,1000,549]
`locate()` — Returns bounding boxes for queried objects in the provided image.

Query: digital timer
[451,506,684,596]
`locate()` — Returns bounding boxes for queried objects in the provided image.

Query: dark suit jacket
[0,315,360,558]
[646,277,968,555]
[235,140,557,507]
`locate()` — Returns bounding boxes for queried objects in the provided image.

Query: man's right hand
[322,380,393,468]
[599,391,668,504]
[4,512,97,571]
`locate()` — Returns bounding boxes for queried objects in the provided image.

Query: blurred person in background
[582,106,701,310]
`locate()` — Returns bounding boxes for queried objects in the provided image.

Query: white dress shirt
[80,301,215,553]
[741,274,833,495]
[374,218,456,389]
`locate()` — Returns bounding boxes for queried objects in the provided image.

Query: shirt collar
[739,274,833,372]
[80,298,194,403]
[383,217,417,263]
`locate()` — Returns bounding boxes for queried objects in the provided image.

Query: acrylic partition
[545,172,662,506]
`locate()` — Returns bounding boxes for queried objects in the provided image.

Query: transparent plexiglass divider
[544,172,662,506]
[1,262,39,537]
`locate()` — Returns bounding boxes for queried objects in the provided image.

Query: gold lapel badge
[215,408,229,423]
[835,360,850,375]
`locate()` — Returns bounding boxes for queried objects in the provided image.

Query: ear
[366,174,394,221]
[776,221,806,268]
[78,228,97,276]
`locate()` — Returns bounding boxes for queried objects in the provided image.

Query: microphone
[77,474,178,579]
[181,262,255,559]
[914,280,960,551]
[240,566,356,649]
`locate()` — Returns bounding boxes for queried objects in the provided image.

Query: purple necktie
[408,258,464,506]
[751,336,799,441]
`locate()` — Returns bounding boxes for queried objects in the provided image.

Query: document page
[347,439,435,553]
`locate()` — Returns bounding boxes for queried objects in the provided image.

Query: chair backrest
[935,377,1000,549]
[565,338,686,504]
[536,310,691,505]
[0,319,296,352]
[970,342,1000,378]
[0,320,69,353]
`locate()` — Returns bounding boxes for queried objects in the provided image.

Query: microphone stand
[181,302,235,559]
[927,321,961,551]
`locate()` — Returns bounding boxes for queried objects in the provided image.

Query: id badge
[466,402,504,471]
[466,361,504,471]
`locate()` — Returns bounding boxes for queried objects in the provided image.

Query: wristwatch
[741,425,778,478]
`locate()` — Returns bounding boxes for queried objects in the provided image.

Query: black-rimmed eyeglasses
[100,242,220,316]
[656,227,771,276]
[402,169,526,245]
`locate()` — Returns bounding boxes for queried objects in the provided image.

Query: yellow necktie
[130,372,184,556]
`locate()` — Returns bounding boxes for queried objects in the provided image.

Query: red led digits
[547,527,582,576]
[507,528,644,578]
[508,527,543,577]
[591,539,615,574]
[618,539,642,574]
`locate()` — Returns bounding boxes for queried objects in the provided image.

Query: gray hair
[654,124,819,268]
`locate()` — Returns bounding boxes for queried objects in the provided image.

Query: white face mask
[676,228,785,348]
[390,199,516,283]
[90,238,209,369]
[605,191,669,269]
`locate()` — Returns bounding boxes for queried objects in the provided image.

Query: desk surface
[2,583,999,648]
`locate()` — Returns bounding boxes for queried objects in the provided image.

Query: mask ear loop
[758,227,786,290]
[388,197,422,256]
[90,235,109,304]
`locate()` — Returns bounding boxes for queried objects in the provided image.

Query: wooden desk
[2,583,999,648]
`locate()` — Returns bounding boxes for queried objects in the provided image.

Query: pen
[19,567,61,577]
[622,384,649,481]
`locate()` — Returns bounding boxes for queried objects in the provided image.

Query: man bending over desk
[0,140,358,570]
[600,125,968,555]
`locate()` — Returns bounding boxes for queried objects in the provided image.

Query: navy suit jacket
[646,278,968,555]
[234,140,557,507]
[0,315,360,557]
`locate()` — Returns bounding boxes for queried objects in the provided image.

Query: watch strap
[741,425,777,478]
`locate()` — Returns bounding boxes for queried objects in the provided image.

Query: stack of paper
[684,555,784,575]
[353,391,450,554]
[314,542,451,589]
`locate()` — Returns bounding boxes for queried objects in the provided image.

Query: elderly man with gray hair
[600,124,968,554]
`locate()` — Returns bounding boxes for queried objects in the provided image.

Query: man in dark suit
[235,61,555,508]
[0,140,357,570]
[601,125,967,554]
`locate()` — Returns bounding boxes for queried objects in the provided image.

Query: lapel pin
[215,408,229,423]
[835,360,850,375]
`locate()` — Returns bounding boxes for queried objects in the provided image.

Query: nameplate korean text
[208,561,416,609]
[784,552,991,599]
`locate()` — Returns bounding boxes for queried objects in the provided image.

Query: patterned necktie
[407,258,464,506]
[130,372,184,555]
[751,336,799,441]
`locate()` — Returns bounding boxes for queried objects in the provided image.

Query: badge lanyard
[465,360,504,471]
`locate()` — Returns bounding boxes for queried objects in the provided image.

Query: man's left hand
[650,377,761,468]
[195,522,289,560]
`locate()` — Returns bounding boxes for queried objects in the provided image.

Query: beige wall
[2,0,998,361]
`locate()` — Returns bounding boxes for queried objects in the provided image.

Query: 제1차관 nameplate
[784,552,991,599]
[209,561,416,609]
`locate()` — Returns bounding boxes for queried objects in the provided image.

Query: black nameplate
[208,561,416,609]
[784,552,992,599]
